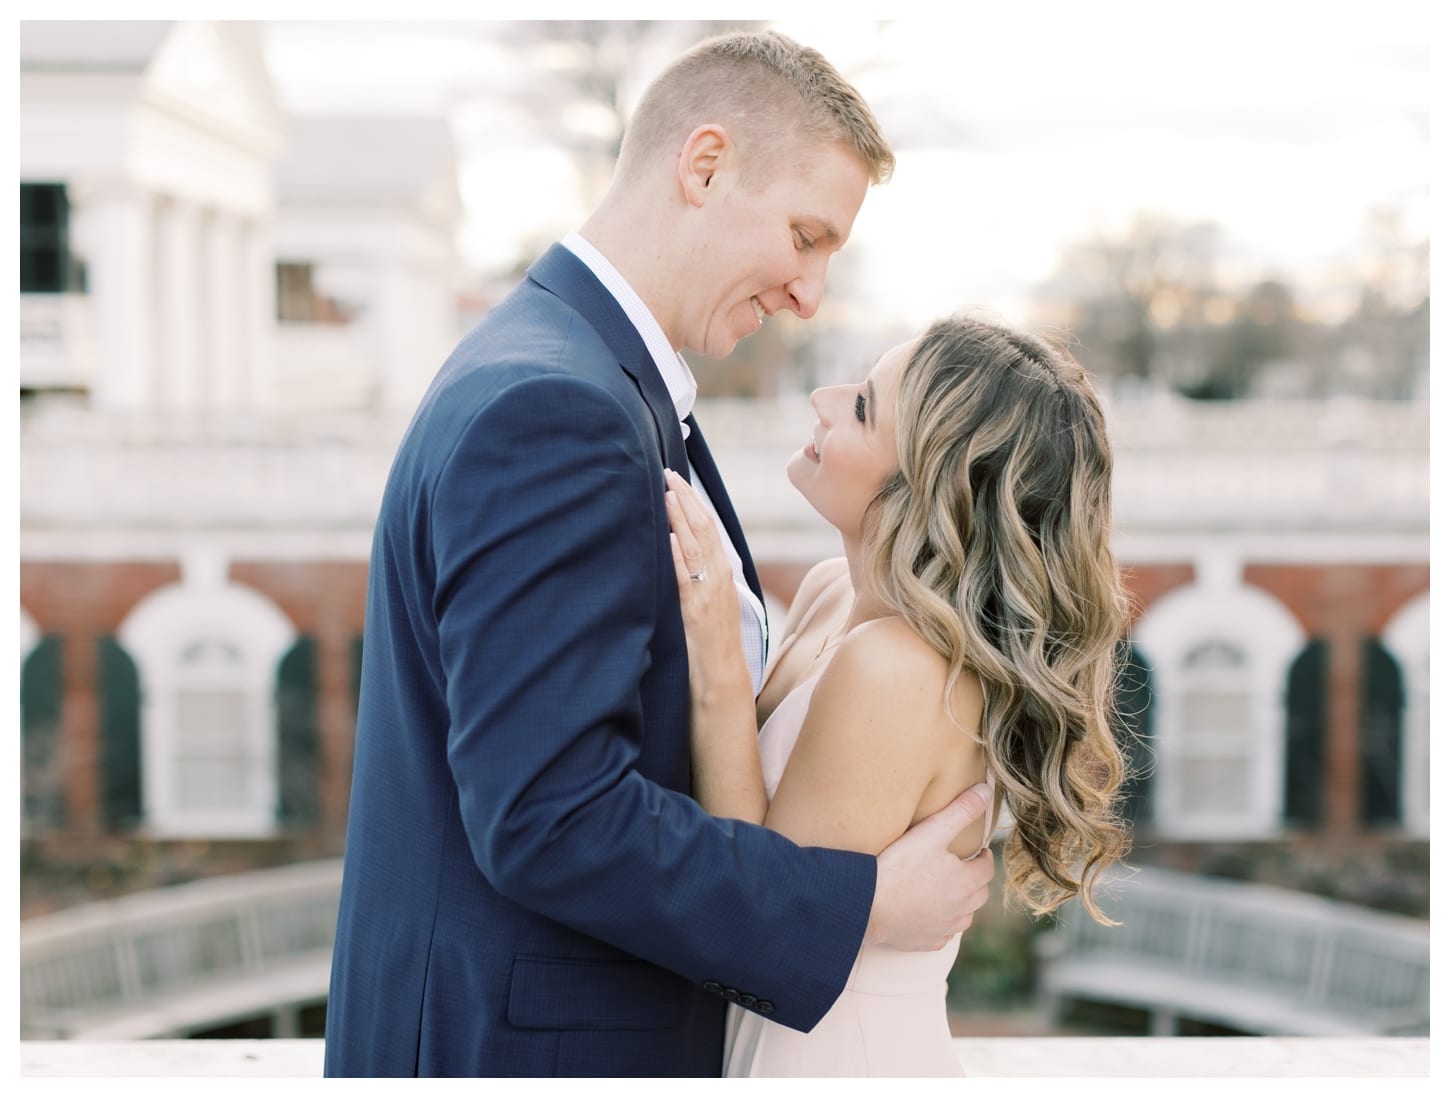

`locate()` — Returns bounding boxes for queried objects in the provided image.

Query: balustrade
[1037,865,1429,1036]
[20,860,342,1039]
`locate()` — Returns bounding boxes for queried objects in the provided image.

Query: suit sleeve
[431,372,875,1033]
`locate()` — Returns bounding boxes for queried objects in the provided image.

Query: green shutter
[1361,638,1404,825]
[277,636,320,826]
[21,635,66,830]
[1284,639,1327,825]
[1113,641,1154,826]
[350,634,364,715]
[97,636,143,828]
[20,182,71,294]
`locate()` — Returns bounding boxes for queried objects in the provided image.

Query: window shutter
[20,183,76,294]
[97,636,143,828]
[21,635,65,830]
[1360,638,1404,825]
[349,634,364,715]
[1113,642,1154,826]
[1284,639,1327,825]
[277,636,320,827]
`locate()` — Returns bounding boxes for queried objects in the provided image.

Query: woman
[664,314,1131,1076]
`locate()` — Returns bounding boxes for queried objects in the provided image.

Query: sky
[256,4,1433,329]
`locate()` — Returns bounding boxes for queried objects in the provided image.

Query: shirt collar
[561,231,697,430]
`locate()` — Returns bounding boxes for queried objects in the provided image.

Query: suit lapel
[526,246,762,612]
[685,414,764,607]
[526,244,688,475]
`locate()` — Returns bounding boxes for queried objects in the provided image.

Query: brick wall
[20,560,365,915]
[18,556,1430,916]
[22,562,181,842]
[230,560,369,848]
[1244,564,1430,837]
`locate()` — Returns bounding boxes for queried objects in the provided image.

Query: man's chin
[698,336,745,360]
[705,318,762,359]
[716,327,759,358]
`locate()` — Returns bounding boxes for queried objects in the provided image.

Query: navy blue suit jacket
[323,245,877,1077]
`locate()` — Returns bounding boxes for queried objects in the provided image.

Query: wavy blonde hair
[863,315,1131,924]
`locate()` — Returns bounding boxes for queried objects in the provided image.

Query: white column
[379,243,457,413]
[203,212,244,412]
[155,197,204,413]
[83,184,157,412]
[241,218,277,412]
[377,265,419,413]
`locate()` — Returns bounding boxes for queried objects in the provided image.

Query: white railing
[17,1037,1432,1078]
[273,322,381,412]
[1036,865,1430,1037]
[18,402,406,535]
[18,396,1428,554]
[20,293,97,390]
[700,395,1430,559]
[19,859,343,1040]
[21,857,1430,1049]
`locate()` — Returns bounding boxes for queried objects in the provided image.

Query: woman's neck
[841,539,892,632]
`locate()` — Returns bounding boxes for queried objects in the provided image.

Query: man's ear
[677,124,732,207]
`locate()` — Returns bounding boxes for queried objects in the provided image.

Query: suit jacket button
[756,1000,775,1015]
[723,988,741,1003]
[703,981,723,994]
[738,993,757,1008]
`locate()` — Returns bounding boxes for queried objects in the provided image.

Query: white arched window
[119,579,295,838]
[173,637,252,817]
[1177,639,1255,818]
[1133,577,1305,838]
[1382,593,1429,837]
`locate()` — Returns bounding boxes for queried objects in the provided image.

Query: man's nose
[785,264,827,320]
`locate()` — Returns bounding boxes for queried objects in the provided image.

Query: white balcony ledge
[18,1037,1431,1078]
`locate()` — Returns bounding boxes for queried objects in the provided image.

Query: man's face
[684,140,870,360]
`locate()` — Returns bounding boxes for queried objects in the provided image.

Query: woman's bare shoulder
[824,618,985,740]
[837,615,946,680]
[771,615,986,853]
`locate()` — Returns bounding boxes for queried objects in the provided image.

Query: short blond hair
[618,30,895,187]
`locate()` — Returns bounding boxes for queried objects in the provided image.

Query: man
[324,30,995,1078]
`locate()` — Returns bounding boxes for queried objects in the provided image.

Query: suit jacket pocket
[507,954,695,1031]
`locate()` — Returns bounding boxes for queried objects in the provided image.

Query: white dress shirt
[561,232,769,695]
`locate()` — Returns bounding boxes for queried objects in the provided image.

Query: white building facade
[18,21,1429,935]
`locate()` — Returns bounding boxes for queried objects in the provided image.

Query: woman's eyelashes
[854,392,867,423]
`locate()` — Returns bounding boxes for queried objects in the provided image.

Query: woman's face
[787,338,913,538]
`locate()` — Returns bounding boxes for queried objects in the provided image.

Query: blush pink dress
[721,632,996,1078]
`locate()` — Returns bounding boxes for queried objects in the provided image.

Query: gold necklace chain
[815,623,847,660]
